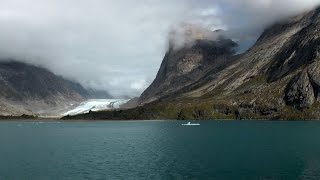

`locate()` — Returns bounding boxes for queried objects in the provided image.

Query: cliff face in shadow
[65,7,320,120]
[139,37,238,105]
[0,61,90,116]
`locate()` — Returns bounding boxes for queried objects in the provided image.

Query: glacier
[62,99,130,116]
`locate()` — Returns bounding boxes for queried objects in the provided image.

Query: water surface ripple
[0,120,320,179]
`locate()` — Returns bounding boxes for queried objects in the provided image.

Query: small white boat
[182,122,200,126]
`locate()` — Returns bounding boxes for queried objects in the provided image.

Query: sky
[0,0,319,97]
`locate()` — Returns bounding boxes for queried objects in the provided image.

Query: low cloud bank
[0,0,318,97]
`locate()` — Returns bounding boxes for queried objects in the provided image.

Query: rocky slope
[64,7,320,120]
[139,37,238,105]
[0,61,91,116]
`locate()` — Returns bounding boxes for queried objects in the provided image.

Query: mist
[0,0,319,97]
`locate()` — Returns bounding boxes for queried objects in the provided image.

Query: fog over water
[0,0,319,97]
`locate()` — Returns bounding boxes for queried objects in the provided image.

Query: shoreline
[0,113,320,122]
[0,117,319,122]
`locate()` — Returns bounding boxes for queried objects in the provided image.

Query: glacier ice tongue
[62,99,129,116]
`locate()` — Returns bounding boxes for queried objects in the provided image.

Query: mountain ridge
[65,7,320,120]
[0,60,111,116]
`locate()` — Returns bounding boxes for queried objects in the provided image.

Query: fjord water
[0,121,320,179]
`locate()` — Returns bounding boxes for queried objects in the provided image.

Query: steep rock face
[177,11,313,100]
[307,61,320,99]
[135,6,320,117]
[0,61,90,116]
[267,9,320,81]
[284,71,315,109]
[181,7,320,110]
[139,39,237,104]
[284,59,320,109]
[0,61,88,101]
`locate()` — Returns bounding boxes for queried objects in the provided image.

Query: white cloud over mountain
[0,0,318,97]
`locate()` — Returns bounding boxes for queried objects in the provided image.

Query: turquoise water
[0,120,320,179]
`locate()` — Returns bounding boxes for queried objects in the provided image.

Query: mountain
[64,7,320,120]
[0,61,91,116]
[139,37,238,105]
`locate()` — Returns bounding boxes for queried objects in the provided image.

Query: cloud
[0,0,318,97]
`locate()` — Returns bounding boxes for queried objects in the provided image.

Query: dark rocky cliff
[0,61,90,116]
[0,61,89,100]
[139,38,237,105]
